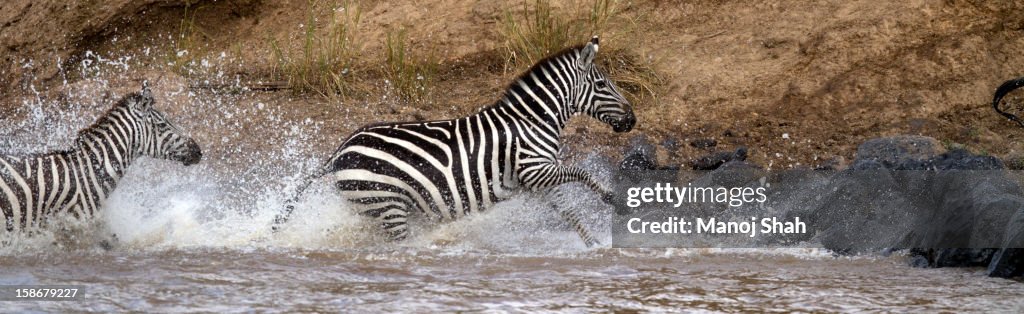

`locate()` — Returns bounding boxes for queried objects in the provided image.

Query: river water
[2,64,1023,312]
[2,247,1023,312]
[1,145,1021,312]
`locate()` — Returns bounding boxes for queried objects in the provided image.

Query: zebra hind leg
[360,202,412,242]
[545,187,599,247]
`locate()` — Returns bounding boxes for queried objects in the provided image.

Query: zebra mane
[495,44,587,105]
[71,92,141,147]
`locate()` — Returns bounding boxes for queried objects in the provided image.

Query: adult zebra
[0,86,202,232]
[275,37,634,246]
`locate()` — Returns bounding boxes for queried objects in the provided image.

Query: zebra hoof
[600,192,615,204]
[271,214,289,229]
[99,233,119,251]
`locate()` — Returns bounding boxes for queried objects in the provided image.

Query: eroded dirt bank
[3,0,1024,168]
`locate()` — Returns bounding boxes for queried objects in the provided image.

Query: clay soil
[3,0,1024,169]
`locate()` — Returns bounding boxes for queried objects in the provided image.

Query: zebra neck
[71,133,136,194]
[490,95,570,138]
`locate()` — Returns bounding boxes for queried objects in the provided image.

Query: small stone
[689,138,717,149]
[814,156,847,171]
[660,137,681,152]
[691,147,748,170]
[855,135,944,166]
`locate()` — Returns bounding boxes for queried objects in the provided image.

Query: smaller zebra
[0,85,202,232]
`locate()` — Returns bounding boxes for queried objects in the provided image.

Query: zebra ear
[132,87,154,112]
[578,37,599,71]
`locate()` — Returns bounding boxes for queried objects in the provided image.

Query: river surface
[2,248,1023,312]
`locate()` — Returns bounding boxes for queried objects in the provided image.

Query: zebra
[275,36,635,246]
[0,86,202,232]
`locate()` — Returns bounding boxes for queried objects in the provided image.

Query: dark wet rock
[909,254,931,268]
[801,167,916,253]
[614,134,1024,276]
[850,144,1004,171]
[691,152,734,170]
[691,147,748,170]
[660,137,681,152]
[936,249,998,267]
[1004,153,1024,170]
[932,149,1004,170]
[621,135,679,171]
[689,138,717,149]
[814,156,846,171]
[621,136,657,170]
[688,160,767,192]
[734,147,748,160]
[717,159,761,171]
[621,150,659,171]
[855,135,944,167]
[989,249,1024,278]
[988,208,1024,278]
[909,248,999,268]
[796,135,1024,277]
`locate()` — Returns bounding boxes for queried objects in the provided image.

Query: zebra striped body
[0,87,202,231]
[330,109,522,223]
[277,37,634,245]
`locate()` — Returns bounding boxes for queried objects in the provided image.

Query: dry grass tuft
[166,2,210,77]
[599,47,665,101]
[498,0,664,102]
[383,28,438,103]
[268,0,362,98]
[498,0,616,69]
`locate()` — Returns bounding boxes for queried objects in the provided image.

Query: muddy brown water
[2,248,1023,312]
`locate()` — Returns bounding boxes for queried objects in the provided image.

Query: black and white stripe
[0,86,202,231]
[276,37,635,246]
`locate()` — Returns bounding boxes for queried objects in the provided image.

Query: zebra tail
[271,167,328,231]
[993,76,1024,127]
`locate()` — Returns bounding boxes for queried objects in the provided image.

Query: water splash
[0,50,619,256]
[1,50,842,261]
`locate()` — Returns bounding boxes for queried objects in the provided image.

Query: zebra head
[127,87,203,166]
[574,36,636,133]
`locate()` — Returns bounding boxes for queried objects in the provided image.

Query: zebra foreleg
[520,163,614,204]
[545,187,599,247]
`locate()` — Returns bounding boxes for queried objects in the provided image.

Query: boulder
[819,136,1024,278]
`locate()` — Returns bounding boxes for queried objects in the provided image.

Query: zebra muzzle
[611,112,636,133]
[176,139,203,166]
